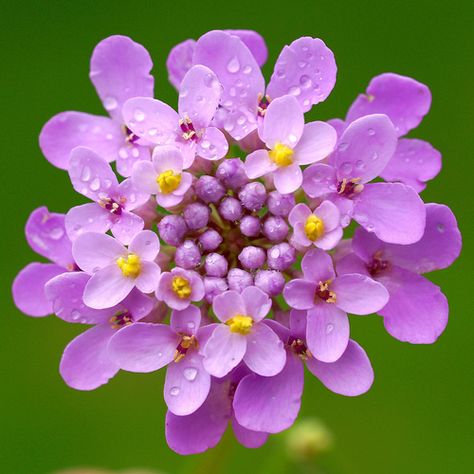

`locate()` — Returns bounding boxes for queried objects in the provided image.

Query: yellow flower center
[269,142,294,167]
[157,170,182,194]
[172,276,192,299]
[226,315,254,335]
[304,215,325,241]
[116,253,141,278]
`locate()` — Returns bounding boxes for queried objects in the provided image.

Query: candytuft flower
[13,30,461,456]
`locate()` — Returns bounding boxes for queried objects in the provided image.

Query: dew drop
[81,166,91,182]
[367,128,375,136]
[243,65,252,74]
[300,75,312,89]
[89,178,101,191]
[148,128,158,137]
[289,86,301,96]
[134,109,145,122]
[325,323,334,334]
[71,310,81,321]
[187,321,195,330]
[355,160,365,171]
[298,60,307,68]
[201,140,211,149]
[340,162,353,175]
[437,223,445,233]
[338,142,349,152]
[50,227,64,240]
[103,96,118,111]
[227,57,240,73]
[276,68,286,78]
[169,386,180,396]
[183,367,198,382]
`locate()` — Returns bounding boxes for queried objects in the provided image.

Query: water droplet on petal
[325,323,334,334]
[81,166,91,182]
[89,178,101,191]
[169,386,180,396]
[300,75,312,89]
[289,86,301,96]
[368,128,375,136]
[50,227,64,240]
[103,96,118,111]
[243,65,252,74]
[134,109,145,122]
[183,367,198,382]
[341,162,353,175]
[71,310,81,321]
[437,223,445,233]
[227,57,240,73]
[119,147,128,159]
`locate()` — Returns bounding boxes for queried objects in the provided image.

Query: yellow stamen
[226,315,253,335]
[172,276,192,299]
[157,170,182,194]
[269,142,294,167]
[304,215,325,241]
[116,253,141,278]
[173,335,198,362]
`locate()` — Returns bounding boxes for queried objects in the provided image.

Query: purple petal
[164,350,211,416]
[129,229,160,260]
[242,286,272,321]
[60,325,118,390]
[232,418,268,448]
[65,203,111,242]
[166,39,196,89]
[335,253,370,276]
[212,290,246,322]
[116,143,151,178]
[302,248,336,282]
[273,164,303,194]
[243,323,286,376]
[267,37,337,112]
[380,138,442,192]
[334,114,398,183]
[72,232,125,274]
[122,97,179,145]
[83,264,134,309]
[107,322,178,372]
[244,149,276,179]
[288,203,312,227]
[202,325,247,377]
[384,203,461,273]
[306,340,374,396]
[302,163,338,198]
[25,206,74,268]
[165,379,231,455]
[233,352,304,433]
[316,227,343,251]
[378,266,448,343]
[293,121,337,165]
[178,65,222,129]
[39,112,122,169]
[261,95,304,149]
[68,146,118,201]
[90,35,154,122]
[170,305,201,336]
[332,274,389,315]
[110,211,144,246]
[306,304,349,362]
[194,30,264,139]
[135,261,161,294]
[283,279,317,310]
[327,118,346,137]
[196,127,229,161]
[226,29,268,66]
[353,182,426,244]
[289,309,307,340]
[132,160,158,194]
[44,271,112,324]
[12,263,65,317]
[346,73,431,136]
[115,177,150,211]
[315,200,341,232]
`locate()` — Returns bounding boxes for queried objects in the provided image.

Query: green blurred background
[2,1,473,472]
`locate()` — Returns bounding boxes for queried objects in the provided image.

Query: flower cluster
[13,30,462,455]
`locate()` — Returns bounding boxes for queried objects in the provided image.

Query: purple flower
[156,267,205,310]
[45,271,153,390]
[12,207,75,317]
[190,31,337,141]
[132,145,193,208]
[108,305,212,415]
[202,286,286,377]
[67,147,148,244]
[232,312,373,434]
[283,248,388,362]
[343,73,440,192]
[123,65,228,163]
[288,201,342,250]
[158,215,188,246]
[303,114,426,244]
[336,204,461,343]
[245,95,337,193]
[40,36,154,176]
[166,368,268,455]
[73,230,161,309]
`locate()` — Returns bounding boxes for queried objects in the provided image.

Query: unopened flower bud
[240,215,261,237]
[227,268,253,292]
[219,196,243,221]
[263,216,289,242]
[238,246,266,270]
[158,215,187,246]
[238,182,267,211]
[198,229,223,251]
[204,253,228,277]
[255,269,285,296]
[216,158,248,190]
[267,243,296,270]
[175,240,201,269]
[183,202,210,230]
[195,175,225,203]
[267,191,295,217]
[204,277,228,303]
